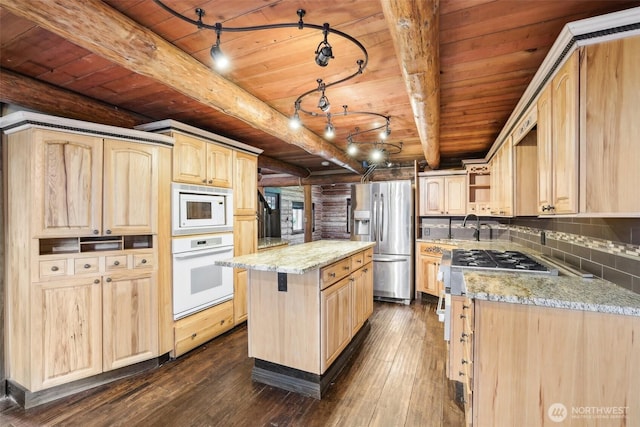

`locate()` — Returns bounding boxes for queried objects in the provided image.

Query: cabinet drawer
[351,252,365,270]
[133,253,153,269]
[74,257,99,274]
[39,259,67,278]
[105,255,128,271]
[174,300,234,357]
[363,248,374,264]
[321,258,351,289]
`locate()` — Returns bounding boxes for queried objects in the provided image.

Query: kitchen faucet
[462,213,481,241]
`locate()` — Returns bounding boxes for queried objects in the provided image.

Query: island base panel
[252,321,370,399]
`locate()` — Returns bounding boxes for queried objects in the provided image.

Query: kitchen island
[218,240,375,398]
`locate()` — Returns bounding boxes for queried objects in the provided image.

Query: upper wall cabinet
[28,129,159,238]
[580,36,640,215]
[233,151,258,216]
[32,130,103,237]
[172,133,233,188]
[418,173,466,216]
[489,140,513,217]
[537,51,579,215]
[103,139,159,235]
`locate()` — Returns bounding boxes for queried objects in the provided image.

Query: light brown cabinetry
[465,164,491,214]
[32,130,103,237]
[321,276,352,371]
[415,243,455,297]
[172,133,233,188]
[31,277,103,390]
[418,174,466,216]
[471,300,640,427]
[489,140,513,217]
[233,151,258,216]
[103,139,158,235]
[247,247,374,376]
[102,270,158,371]
[580,36,640,215]
[173,300,234,357]
[537,52,579,215]
[32,131,158,237]
[3,119,166,394]
[448,296,474,426]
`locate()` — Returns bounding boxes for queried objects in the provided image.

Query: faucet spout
[462,213,481,241]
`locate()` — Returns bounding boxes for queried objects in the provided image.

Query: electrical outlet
[540,231,546,245]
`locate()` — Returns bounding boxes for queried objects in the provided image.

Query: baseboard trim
[7,353,170,409]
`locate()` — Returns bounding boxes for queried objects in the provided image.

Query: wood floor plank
[0,300,464,427]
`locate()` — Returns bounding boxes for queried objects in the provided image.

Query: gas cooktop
[451,249,557,274]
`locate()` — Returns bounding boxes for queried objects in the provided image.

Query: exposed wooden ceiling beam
[259,167,415,187]
[0,68,148,128]
[381,0,441,169]
[0,68,308,177]
[0,0,363,174]
[258,155,310,179]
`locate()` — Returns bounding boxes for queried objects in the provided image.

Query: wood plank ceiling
[1,0,638,175]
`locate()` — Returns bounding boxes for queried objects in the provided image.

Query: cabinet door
[417,252,441,296]
[537,84,553,213]
[33,130,103,237]
[31,277,102,391]
[419,176,445,215]
[321,276,352,373]
[582,37,640,214]
[351,269,366,335]
[206,144,233,188]
[233,151,258,215]
[234,268,248,325]
[102,272,158,371]
[500,141,514,217]
[551,52,579,214]
[445,175,467,215]
[172,134,207,185]
[103,139,158,235]
[234,215,257,256]
[362,263,373,320]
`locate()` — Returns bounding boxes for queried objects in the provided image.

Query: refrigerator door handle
[372,193,378,242]
[380,193,384,242]
[375,258,408,263]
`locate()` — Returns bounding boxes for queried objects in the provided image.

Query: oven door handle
[173,247,233,260]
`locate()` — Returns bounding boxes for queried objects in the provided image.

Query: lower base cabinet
[416,243,456,297]
[452,299,640,426]
[234,268,248,325]
[173,300,234,357]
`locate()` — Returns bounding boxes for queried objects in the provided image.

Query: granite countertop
[257,237,288,250]
[217,240,376,274]
[417,238,640,317]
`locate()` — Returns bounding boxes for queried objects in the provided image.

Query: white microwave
[172,183,233,235]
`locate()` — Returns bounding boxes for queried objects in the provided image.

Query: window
[264,191,279,210]
[346,198,351,233]
[292,201,304,234]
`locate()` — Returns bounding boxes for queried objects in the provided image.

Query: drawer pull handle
[105,229,112,235]
[106,278,112,283]
[84,264,91,269]
[343,266,350,270]
[329,272,336,278]
[460,314,466,319]
[93,229,99,235]
[94,279,100,284]
[461,359,469,365]
[208,179,213,184]
[141,258,148,264]
[459,371,465,377]
[51,266,59,272]
[192,333,197,339]
[356,259,362,263]
[463,305,470,310]
[113,260,120,266]
[363,268,368,273]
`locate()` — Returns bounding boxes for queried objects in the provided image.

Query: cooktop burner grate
[452,249,551,272]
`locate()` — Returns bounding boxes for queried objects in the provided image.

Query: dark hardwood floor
[0,298,464,427]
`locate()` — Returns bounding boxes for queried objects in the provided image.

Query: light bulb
[325,122,335,139]
[370,148,383,162]
[347,144,358,155]
[289,113,301,130]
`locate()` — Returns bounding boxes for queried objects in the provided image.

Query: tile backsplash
[505,217,640,294]
[418,216,640,294]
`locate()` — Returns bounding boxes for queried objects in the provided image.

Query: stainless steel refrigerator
[350,180,413,303]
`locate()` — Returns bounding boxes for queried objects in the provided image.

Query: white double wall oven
[171,183,234,320]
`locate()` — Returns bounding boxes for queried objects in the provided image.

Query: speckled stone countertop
[417,238,640,317]
[257,237,288,250]
[217,240,376,274]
